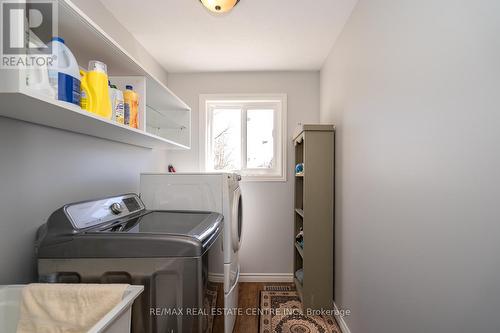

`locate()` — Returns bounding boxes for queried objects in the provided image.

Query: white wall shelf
[0,0,191,150]
[0,90,189,149]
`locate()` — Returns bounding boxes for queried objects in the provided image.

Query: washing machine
[140,173,243,333]
[35,193,223,333]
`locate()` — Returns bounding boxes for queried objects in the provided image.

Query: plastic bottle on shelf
[108,82,125,124]
[123,85,139,128]
[25,64,54,99]
[80,69,90,111]
[47,37,81,106]
[82,60,112,119]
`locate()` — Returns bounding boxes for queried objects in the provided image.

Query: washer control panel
[65,194,145,230]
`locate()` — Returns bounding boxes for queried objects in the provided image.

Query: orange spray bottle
[123,85,139,128]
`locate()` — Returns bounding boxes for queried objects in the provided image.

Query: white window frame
[199,94,287,182]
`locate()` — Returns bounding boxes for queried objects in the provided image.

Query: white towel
[16,283,128,333]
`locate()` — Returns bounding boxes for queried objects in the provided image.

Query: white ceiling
[99,0,357,73]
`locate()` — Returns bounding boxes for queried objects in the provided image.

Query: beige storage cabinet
[293,124,335,311]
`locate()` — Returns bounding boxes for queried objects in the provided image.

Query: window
[200,94,287,181]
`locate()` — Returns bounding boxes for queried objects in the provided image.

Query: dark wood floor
[213,282,294,333]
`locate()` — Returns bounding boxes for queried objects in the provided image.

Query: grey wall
[0,118,167,283]
[320,0,500,332]
[167,72,320,276]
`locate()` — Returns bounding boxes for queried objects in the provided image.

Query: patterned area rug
[204,283,218,333]
[259,288,340,333]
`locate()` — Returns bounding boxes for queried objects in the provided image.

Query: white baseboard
[239,273,293,283]
[334,302,351,333]
[208,273,293,283]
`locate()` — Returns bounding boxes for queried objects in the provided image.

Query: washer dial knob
[110,202,123,215]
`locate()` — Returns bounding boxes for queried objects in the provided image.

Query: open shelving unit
[0,0,190,149]
[293,124,335,310]
[295,242,304,259]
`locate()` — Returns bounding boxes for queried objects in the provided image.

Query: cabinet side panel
[302,130,335,310]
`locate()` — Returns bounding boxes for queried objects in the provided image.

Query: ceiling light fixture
[200,0,240,14]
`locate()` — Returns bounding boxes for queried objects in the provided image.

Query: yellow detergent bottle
[80,69,90,111]
[82,61,112,119]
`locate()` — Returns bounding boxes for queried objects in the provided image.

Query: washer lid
[37,211,223,259]
[100,211,220,242]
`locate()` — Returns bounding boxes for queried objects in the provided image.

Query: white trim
[199,94,287,182]
[239,273,293,283]
[208,273,293,283]
[199,97,207,171]
[334,302,352,333]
